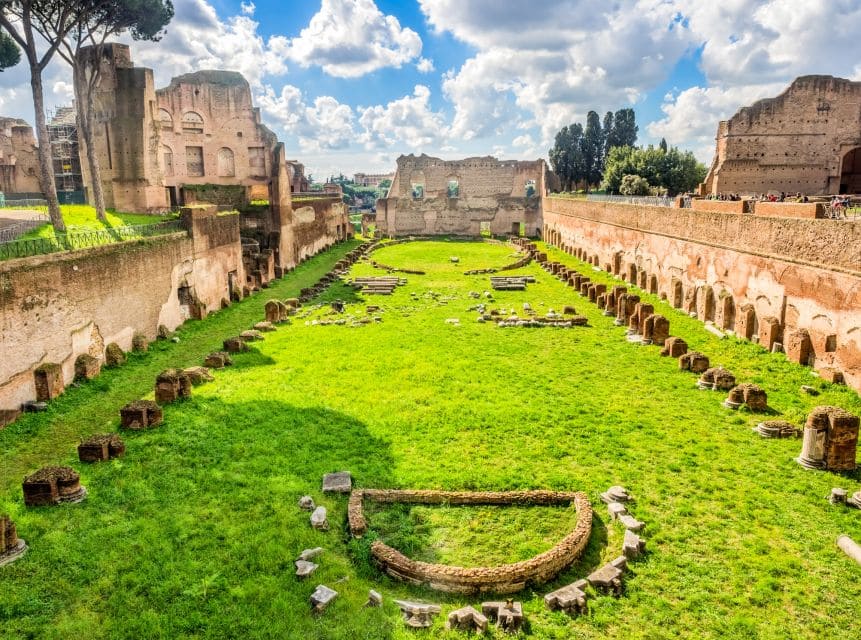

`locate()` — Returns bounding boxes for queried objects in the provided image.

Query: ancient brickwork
[0,207,243,412]
[377,155,546,236]
[702,76,861,195]
[348,489,592,594]
[542,197,861,390]
[0,117,41,196]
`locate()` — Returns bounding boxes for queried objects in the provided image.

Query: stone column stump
[34,363,64,402]
[120,400,164,429]
[23,466,86,506]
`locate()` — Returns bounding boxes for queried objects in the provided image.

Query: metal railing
[0,213,50,242]
[586,194,674,207]
[3,198,49,208]
[0,220,184,261]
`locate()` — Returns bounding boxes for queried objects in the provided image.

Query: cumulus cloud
[286,0,423,78]
[416,57,435,73]
[257,84,356,151]
[128,0,289,88]
[359,85,447,150]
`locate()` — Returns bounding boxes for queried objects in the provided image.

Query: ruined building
[702,76,861,195]
[0,117,41,197]
[78,44,279,211]
[376,154,547,236]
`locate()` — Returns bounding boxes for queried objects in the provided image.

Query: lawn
[15,205,176,240]
[1,239,860,639]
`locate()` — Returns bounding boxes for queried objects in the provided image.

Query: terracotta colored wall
[542,197,861,390]
[690,199,750,214]
[753,201,825,219]
[0,209,244,410]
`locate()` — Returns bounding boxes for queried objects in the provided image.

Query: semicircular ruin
[348,489,593,594]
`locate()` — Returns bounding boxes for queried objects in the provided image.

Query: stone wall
[542,197,861,390]
[377,154,546,236]
[0,207,243,411]
[0,117,42,196]
[348,489,592,594]
[702,75,861,196]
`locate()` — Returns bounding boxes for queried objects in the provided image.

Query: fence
[3,198,49,208]
[586,194,675,207]
[0,220,184,261]
[0,213,50,243]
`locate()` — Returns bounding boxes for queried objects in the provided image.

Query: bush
[619,174,651,196]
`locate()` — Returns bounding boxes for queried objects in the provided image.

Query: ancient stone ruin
[446,605,489,632]
[661,337,688,358]
[120,400,163,430]
[698,367,737,391]
[798,406,859,471]
[34,363,64,402]
[348,489,592,594]
[155,369,192,404]
[74,354,101,382]
[78,434,125,462]
[755,421,800,439]
[482,601,523,633]
[310,585,338,613]
[22,466,87,506]
[679,351,710,374]
[723,383,768,411]
[0,515,27,567]
[394,600,442,628]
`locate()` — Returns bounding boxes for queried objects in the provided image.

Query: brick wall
[543,197,861,390]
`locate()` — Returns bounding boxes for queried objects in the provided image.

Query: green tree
[0,0,78,230]
[602,144,706,195]
[549,123,585,192]
[611,108,638,148]
[582,110,604,189]
[602,111,614,161]
[57,0,174,221]
[0,29,19,69]
[659,137,668,153]
[619,174,650,196]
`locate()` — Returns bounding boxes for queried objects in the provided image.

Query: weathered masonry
[0,207,241,411]
[542,197,861,391]
[702,75,861,195]
[376,154,547,236]
[0,117,41,197]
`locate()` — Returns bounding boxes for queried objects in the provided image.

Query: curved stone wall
[349,489,592,594]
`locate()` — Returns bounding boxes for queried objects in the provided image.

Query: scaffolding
[47,106,85,204]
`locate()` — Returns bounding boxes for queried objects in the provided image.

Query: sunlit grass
[1,239,859,639]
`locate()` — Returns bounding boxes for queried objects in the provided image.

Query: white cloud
[359,85,447,150]
[257,84,356,152]
[285,0,423,78]
[128,0,289,88]
[416,57,435,73]
[647,83,785,162]
[240,2,255,15]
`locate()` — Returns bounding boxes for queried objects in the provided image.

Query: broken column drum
[798,406,859,471]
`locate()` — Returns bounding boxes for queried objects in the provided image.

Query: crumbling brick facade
[701,76,861,196]
[0,117,41,196]
[376,154,547,236]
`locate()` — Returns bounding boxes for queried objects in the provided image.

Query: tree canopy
[0,29,19,69]
[601,144,707,196]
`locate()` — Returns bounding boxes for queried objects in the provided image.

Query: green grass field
[14,205,176,240]
[1,239,860,639]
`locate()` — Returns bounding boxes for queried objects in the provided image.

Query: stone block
[78,433,125,462]
[183,367,214,385]
[482,601,523,633]
[587,557,627,595]
[22,466,86,506]
[623,529,646,559]
[310,585,338,613]
[785,329,813,365]
[544,579,588,616]
[698,367,736,391]
[735,305,756,340]
[650,315,670,345]
[755,420,799,438]
[132,333,149,352]
[104,342,126,367]
[366,590,383,607]
[0,515,27,567]
[34,363,64,402]
[120,400,163,430]
[661,336,688,358]
[802,406,859,471]
[725,383,768,411]
[608,502,627,519]
[447,605,489,632]
[204,351,233,369]
[618,514,645,532]
[818,368,845,385]
[240,330,264,342]
[600,486,631,504]
[310,506,329,531]
[758,316,783,352]
[298,496,316,511]
[395,600,442,628]
[223,337,248,353]
[322,471,352,493]
[74,354,101,382]
[679,351,710,374]
[298,547,323,562]
[155,369,192,404]
[295,560,318,578]
[254,321,276,332]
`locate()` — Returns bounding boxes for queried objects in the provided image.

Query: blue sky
[2,0,860,178]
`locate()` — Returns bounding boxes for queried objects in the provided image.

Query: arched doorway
[840,147,861,194]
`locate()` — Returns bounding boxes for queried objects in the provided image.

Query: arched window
[217,147,235,177]
[181,111,204,134]
[158,109,173,129]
